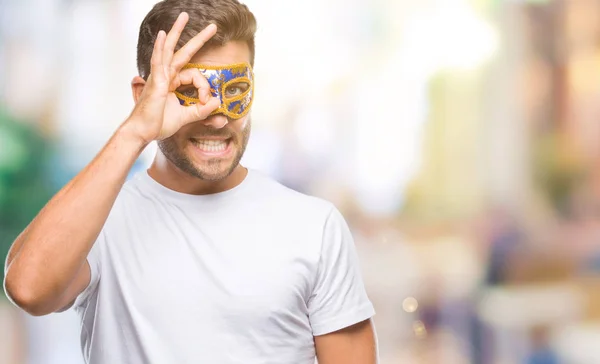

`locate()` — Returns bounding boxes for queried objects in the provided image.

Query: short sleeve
[72,231,104,308]
[308,207,375,336]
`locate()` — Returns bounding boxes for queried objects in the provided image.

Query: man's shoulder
[251,170,335,220]
[114,173,151,203]
[103,172,156,217]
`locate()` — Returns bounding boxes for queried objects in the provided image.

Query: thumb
[181,97,221,124]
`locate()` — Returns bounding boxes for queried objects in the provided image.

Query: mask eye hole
[224,82,250,99]
[177,86,198,98]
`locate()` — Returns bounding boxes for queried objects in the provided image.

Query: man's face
[158,40,252,181]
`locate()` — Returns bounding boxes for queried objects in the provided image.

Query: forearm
[4,121,147,310]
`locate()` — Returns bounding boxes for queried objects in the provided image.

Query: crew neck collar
[134,168,255,204]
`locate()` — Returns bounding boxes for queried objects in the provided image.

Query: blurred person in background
[3,0,377,363]
[526,326,559,364]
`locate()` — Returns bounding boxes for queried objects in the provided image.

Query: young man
[4,0,377,363]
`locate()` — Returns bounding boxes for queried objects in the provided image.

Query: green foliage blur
[0,107,55,292]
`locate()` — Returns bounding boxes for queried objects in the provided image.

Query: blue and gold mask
[174,62,254,120]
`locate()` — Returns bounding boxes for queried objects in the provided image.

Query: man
[4,0,377,363]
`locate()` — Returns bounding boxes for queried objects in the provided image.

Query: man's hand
[127,12,221,143]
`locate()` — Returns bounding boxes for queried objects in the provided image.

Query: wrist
[117,119,152,151]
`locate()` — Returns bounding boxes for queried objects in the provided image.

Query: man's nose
[200,114,228,129]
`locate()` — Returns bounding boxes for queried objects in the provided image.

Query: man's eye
[180,88,198,98]
[224,82,249,98]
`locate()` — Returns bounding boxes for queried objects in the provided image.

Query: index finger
[170,24,218,71]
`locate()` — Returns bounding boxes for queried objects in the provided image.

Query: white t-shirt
[73,169,375,364]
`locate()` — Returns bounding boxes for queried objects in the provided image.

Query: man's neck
[147,158,248,196]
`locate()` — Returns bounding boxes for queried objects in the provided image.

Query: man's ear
[131,76,146,104]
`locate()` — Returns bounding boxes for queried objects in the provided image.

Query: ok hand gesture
[127,12,220,143]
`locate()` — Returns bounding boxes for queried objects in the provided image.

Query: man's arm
[308,207,378,362]
[3,12,220,316]
[3,126,147,316]
[315,319,377,364]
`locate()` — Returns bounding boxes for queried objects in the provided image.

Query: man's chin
[189,162,238,181]
[194,170,232,181]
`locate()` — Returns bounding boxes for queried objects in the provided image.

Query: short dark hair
[137,0,257,79]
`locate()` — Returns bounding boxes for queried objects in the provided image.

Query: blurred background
[1,0,600,363]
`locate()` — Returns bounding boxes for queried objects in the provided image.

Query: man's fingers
[163,12,189,70]
[175,68,211,103]
[170,24,217,71]
[150,30,166,79]
[182,97,221,124]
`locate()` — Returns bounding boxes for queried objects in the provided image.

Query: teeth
[193,139,228,152]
